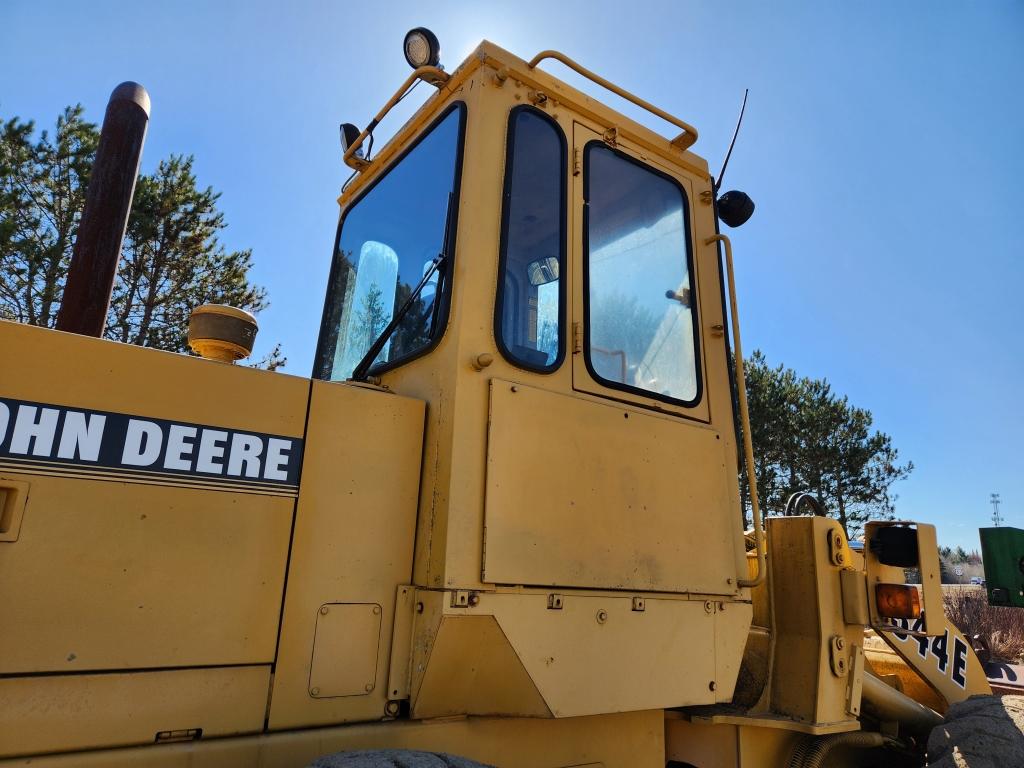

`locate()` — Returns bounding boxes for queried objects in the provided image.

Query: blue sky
[2,1,1020,550]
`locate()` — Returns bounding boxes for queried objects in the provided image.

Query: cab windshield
[315,104,465,381]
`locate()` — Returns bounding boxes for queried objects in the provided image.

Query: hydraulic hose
[787,731,899,768]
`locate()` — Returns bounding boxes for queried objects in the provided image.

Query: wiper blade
[350,192,455,383]
[350,255,444,382]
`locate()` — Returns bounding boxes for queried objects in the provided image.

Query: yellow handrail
[343,66,449,171]
[527,50,698,151]
[705,234,765,588]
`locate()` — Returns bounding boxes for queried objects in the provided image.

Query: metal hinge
[573,147,581,176]
[572,322,582,354]
[846,644,865,715]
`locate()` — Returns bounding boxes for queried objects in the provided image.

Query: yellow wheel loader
[0,32,1011,768]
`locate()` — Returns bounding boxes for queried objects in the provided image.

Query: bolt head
[320,606,329,615]
[310,687,320,696]
[365,683,374,692]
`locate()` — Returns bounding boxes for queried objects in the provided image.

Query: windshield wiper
[350,192,455,382]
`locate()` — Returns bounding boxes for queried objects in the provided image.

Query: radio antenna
[715,89,749,194]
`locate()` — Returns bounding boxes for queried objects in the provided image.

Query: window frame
[493,105,568,374]
[313,101,468,381]
[581,139,704,409]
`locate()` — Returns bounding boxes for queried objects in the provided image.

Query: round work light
[403,27,441,69]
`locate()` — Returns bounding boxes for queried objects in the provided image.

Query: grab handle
[0,478,29,542]
[527,50,698,150]
[705,234,764,588]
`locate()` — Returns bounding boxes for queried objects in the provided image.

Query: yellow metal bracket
[343,66,450,171]
[527,50,698,150]
[705,234,764,588]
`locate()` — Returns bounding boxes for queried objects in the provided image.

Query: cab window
[315,103,466,381]
[584,143,699,405]
[495,107,566,372]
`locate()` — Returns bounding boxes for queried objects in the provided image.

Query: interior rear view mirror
[527,256,559,286]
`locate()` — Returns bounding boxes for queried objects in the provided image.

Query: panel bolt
[709,681,717,691]
[365,683,374,692]
[320,606,329,615]
[468,592,480,606]
[836,638,845,650]
[373,605,381,615]
[596,609,608,624]
[310,687,320,696]
[416,602,424,613]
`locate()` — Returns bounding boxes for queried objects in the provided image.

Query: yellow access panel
[0,320,307,673]
[483,379,738,595]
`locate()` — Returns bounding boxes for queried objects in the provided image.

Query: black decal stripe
[0,461,298,498]
[0,454,298,489]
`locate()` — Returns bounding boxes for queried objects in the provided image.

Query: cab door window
[495,107,567,372]
[584,142,700,405]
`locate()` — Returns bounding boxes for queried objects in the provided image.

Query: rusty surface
[55,82,149,337]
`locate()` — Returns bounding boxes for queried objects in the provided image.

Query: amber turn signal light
[875,583,922,619]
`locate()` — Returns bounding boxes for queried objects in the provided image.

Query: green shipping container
[980,526,1024,607]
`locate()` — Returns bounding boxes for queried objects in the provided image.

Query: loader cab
[311,40,753,718]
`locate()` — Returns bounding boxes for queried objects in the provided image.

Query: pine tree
[741,351,913,538]
[106,154,266,352]
[0,106,281,366]
[0,106,97,325]
[353,283,389,356]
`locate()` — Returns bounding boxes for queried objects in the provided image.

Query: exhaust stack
[56,81,150,337]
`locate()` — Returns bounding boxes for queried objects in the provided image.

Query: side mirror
[527,256,559,286]
[717,190,755,228]
[340,123,362,159]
